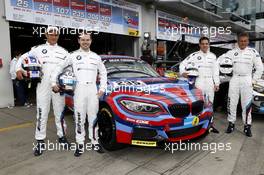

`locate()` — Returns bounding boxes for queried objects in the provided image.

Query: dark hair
[237,32,249,39]
[199,36,210,44]
[78,30,93,39]
[13,50,21,57]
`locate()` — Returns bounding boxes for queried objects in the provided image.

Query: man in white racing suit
[16,26,69,156]
[51,32,107,157]
[180,37,220,133]
[225,32,264,137]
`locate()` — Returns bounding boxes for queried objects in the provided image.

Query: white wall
[0,0,14,108]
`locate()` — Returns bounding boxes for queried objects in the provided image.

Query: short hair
[237,32,249,40]
[199,36,210,44]
[13,50,21,57]
[46,26,59,34]
[78,30,93,39]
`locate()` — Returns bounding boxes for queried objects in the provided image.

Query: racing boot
[74,144,84,157]
[34,140,45,156]
[226,122,235,134]
[58,136,70,150]
[209,126,220,134]
[244,125,252,137]
[93,144,105,154]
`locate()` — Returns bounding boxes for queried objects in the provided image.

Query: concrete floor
[0,106,264,175]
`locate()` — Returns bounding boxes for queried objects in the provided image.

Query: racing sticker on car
[126,117,149,124]
[192,116,199,126]
[131,140,157,147]
[108,58,135,62]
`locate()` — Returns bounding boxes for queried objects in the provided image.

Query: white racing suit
[226,47,263,125]
[16,42,68,140]
[180,50,220,104]
[51,49,107,145]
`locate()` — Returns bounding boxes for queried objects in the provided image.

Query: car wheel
[98,106,126,151]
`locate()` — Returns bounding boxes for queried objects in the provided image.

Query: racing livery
[65,55,213,150]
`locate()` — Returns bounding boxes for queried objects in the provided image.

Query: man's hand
[16,70,24,80]
[97,90,104,98]
[52,85,61,93]
[214,85,219,92]
[182,72,189,78]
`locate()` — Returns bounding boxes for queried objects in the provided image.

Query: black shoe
[93,144,105,154]
[209,126,220,134]
[58,136,70,150]
[34,140,45,156]
[74,144,84,157]
[244,125,252,137]
[226,122,235,134]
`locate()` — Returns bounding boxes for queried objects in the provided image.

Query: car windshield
[104,58,160,78]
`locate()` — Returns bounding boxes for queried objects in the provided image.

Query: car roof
[100,55,140,60]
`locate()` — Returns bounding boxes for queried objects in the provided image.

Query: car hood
[256,79,264,86]
[253,79,264,96]
[107,77,203,102]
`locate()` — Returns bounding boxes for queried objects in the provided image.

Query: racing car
[252,80,264,114]
[64,55,213,150]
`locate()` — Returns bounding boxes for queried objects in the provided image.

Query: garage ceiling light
[144,32,150,40]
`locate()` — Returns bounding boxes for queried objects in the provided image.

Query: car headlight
[120,100,162,114]
[254,96,260,101]
[253,85,264,93]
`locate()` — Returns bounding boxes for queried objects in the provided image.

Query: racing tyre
[98,106,126,151]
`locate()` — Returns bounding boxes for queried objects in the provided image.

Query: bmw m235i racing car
[65,55,214,150]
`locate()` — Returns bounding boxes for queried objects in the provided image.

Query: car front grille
[168,100,204,118]
[168,103,190,118]
[191,100,204,115]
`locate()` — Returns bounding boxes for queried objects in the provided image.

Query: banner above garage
[210,33,236,49]
[156,10,205,43]
[156,10,235,49]
[4,0,141,37]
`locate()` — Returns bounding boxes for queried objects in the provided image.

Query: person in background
[10,50,21,105]
[156,63,165,76]
[10,50,31,107]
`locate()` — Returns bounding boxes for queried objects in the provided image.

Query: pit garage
[1,0,264,175]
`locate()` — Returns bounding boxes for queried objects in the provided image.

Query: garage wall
[138,5,156,57]
[0,0,14,108]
